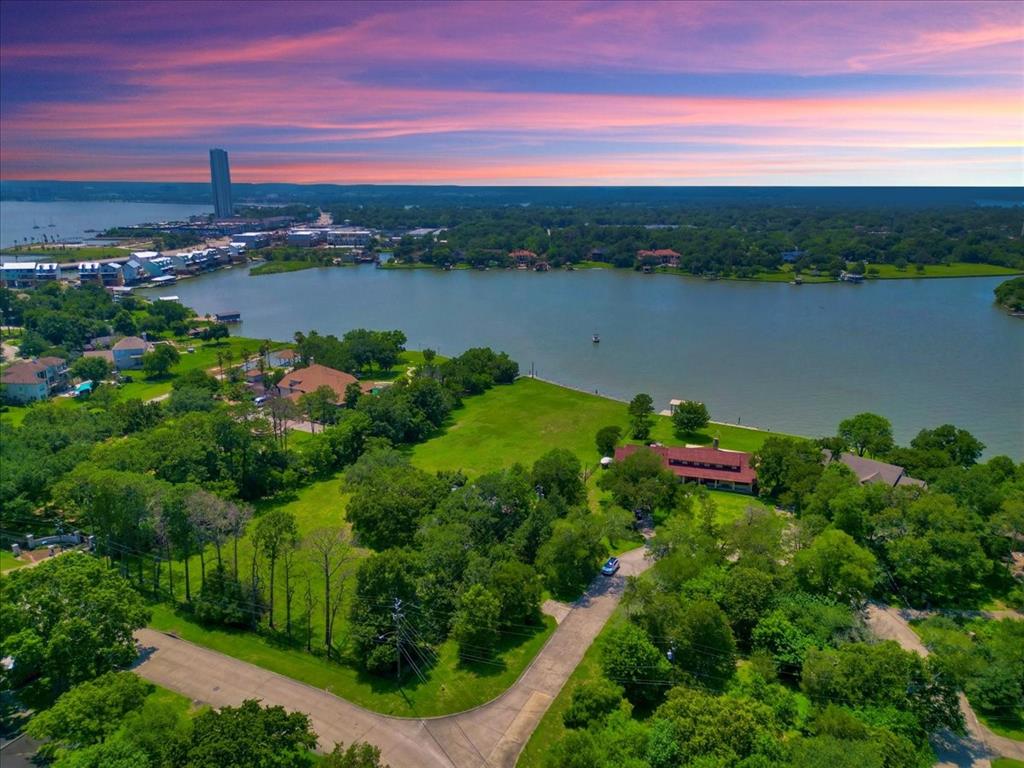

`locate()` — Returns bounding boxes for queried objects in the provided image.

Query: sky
[1,0,1022,186]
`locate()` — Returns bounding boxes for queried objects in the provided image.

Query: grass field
[250,261,323,276]
[0,549,29,572]
[868,262,1022,279]
[993,759,1024,768]
[410,377,782,479]
[0,245,138,263]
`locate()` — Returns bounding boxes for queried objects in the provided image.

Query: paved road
[866,604,1024,768]
[134,546,651,767]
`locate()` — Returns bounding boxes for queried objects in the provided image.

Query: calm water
[0,201,213,248]
[146,267,1023,457]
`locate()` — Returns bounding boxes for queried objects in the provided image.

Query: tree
[266,395,300,448]
[793,529,877,605]
[350,549,419,672]
[0,554,149,691]
[201,323,230,343]
[298,384,338,432]
[71,355,110,383]
[194,564,252,627]
[752,436,824,511]
[837,412,894,457]
[487,559,543,626]
[344,381,363,409]
[322,742,390,768]
[599,623,672,705]
[532,448,584,505]
[721,567,776,647]
[112,310,137,336]
[346,460,444,550]
[910,424,985,468]
[674,599,737,686]
[595,425,622,457]
[536,517,607,599]
[452,583,501,662]
[183,699,317,768]
[563,678,627,729]
[628,392,654,440]
[26,672,151,752]
[141,344,180,378]
[305,526,353,656]
[671,400,709,435]
[598,446,679,518]
[253,509,299,629]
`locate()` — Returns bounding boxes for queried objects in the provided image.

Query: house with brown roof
[267,348,299,369]
[615,443,757,494]
[1,357,68,403]
[823,450,926,489]
[276,363,376,403]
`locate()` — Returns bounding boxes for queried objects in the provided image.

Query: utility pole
[392,597,404,680]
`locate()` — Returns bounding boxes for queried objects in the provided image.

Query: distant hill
[1,180,1021,209]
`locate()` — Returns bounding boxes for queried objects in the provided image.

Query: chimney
[712,437,719,450]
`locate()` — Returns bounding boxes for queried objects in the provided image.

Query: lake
[0,201,213,249]
[146,266,1024,458]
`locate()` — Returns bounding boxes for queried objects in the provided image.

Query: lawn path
[865,604,1024,767]
[134,546,651,768]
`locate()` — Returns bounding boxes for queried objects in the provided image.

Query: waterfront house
[509,249,538,268]
[637,249,681,268]
[1,357,68,403]
[112,336,153,370]
[823,450,926,489]
[1,262,38,288]
[839,270,864,283]
[99,263,124,286]
[34,263,60,283]
[326,228,372,247]
[78,262,101,284]
[614,444,757,494]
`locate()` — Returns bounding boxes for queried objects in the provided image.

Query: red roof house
[614,444,757,493]
[637,249,681,267]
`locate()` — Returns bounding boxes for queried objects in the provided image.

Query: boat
[592,333,600,343]
[48,218,56,228]
[32,220,40,229]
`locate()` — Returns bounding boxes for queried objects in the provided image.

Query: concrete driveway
[134,545,651,767]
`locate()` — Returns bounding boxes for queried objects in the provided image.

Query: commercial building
[209,148,234,219]
[326,228,372,247]
[287,229,322,247]
[234,232,272,249]
[614,444,758,494]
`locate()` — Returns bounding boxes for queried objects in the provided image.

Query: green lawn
[410,376,783,476]
[250,261,323,276]
[867,262,1022,279]
[993,759,1024,768]
[977,710,1024,741]
[0,549,29,572]
[0,246,139,263]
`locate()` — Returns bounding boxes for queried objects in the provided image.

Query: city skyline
[1,0,1021,186]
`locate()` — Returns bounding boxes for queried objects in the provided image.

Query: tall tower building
[209,148,234,219]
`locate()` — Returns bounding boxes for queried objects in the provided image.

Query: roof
[637,249,681,258]
[271,348,298,361]
[280,363,358,400]
[1,262,37,271]
[824,450,926,489]
[37,356,65,367]
[1,361,48,385]
[83,350,115,364]
[509,249,537,258]
[615,444,757,485]
[113,336,150,351]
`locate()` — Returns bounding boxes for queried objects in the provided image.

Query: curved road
[866,604,1024,768]
[134,546,651,768]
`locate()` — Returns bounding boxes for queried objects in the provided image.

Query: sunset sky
[1,0,1021,185]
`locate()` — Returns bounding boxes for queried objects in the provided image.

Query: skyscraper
[209,148,233,219]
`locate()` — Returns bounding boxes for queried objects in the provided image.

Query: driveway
[134,546,651,767]
[866,604,1024,767]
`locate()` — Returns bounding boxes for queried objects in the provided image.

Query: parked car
[254,395,269,406]
[601,557,620,576]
